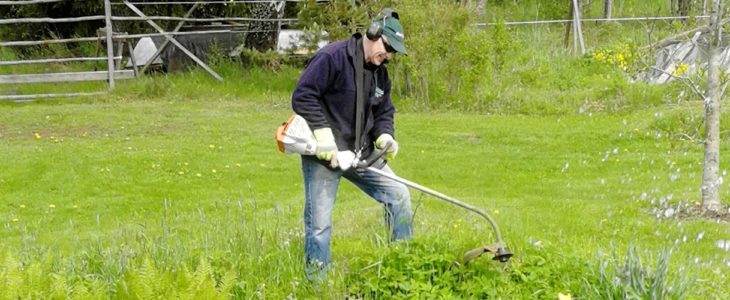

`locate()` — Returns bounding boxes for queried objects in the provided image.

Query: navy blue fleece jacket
[292,33,395,160]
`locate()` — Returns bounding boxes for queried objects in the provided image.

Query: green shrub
[346,241,589,299]
[237,48,293,72]
[346,241,504,298]
[295,0,679,114]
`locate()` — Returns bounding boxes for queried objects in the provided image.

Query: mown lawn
[1,73,729,298]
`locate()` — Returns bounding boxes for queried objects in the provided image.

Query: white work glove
[313,128,338,166]
[375,133,398,161]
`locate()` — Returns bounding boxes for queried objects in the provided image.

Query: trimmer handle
[357,140,392,169]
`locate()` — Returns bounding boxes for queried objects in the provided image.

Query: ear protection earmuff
[366,16,387,41]
[366,8,399,41]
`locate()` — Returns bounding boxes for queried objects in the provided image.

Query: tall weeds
[581,246,694,299]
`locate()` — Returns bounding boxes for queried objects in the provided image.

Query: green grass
[1,5,728,296]
[1,64,729,298]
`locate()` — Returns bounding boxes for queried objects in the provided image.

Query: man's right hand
[313,128,337,161]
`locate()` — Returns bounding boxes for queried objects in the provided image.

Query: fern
[1,252,23,300]
[74,278,109,300]
[24,261,46,295]
[125,257,159,300]
[50,273,72,300]
[218,270,237,297]
[73,281,91,299]
[141,257,161,294]
[189,257,218,299]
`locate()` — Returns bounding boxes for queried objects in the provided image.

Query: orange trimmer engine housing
[275,114,317,155]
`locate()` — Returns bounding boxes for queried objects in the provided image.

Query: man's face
[370,36,396,66]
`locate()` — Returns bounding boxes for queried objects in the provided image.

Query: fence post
[604,0,613,21]
[104,0,115,90]
[572,0,585,55]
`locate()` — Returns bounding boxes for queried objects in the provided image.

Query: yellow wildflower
[672,63,689,76]
[558,293,572,300]
[48,204,55,208]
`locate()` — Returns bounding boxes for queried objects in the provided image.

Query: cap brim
[383,34,407,55]
[390,39,407,55]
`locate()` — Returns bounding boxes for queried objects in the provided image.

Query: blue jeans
[301,157,413,277]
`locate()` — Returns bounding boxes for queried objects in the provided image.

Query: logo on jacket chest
[374,87,384,99]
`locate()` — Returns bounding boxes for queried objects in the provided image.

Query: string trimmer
[276,114,512,264]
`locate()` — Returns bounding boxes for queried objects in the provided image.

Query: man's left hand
[375,134,399,161]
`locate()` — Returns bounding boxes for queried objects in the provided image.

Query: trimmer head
[463,245,513,265]
[493,246,513,262]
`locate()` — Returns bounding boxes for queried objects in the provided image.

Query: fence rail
[0,92,106,102]
[0,70,135,84]
[0,56,120,66]
[113,0,321,5]
[0,29,276,47]
[0,0,62,4]
[0,16,107,24]
[478,15,711,27]
[112,16,296,23]
[0,37,101,47]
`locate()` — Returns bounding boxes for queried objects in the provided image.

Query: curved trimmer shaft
[365,166,512,263]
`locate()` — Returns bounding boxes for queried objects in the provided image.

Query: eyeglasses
[382,38,396,54]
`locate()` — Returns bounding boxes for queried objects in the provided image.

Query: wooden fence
[0,0,297,102]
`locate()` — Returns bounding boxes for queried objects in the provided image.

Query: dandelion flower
[212,169,217,173]
[209,144,215,149]
[34,132,41,139]
[48,204,55,208]
[493,209,500,215]
[19,204,25,209]
[236,163,241,167]
[196,173,202,177]
[558,293,572,300]
[12,218,18,222]
[73,205,78,209]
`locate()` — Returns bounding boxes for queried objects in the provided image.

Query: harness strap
[354,38,366,153]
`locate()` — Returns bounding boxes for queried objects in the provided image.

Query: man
[291,9,412,279]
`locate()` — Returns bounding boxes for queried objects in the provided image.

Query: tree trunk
[702,0,723,212]
[603,0,613,20]
[564,1,574,48]
[678,0,692,16]
[244,2,279,51]
[477,0,487,20]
